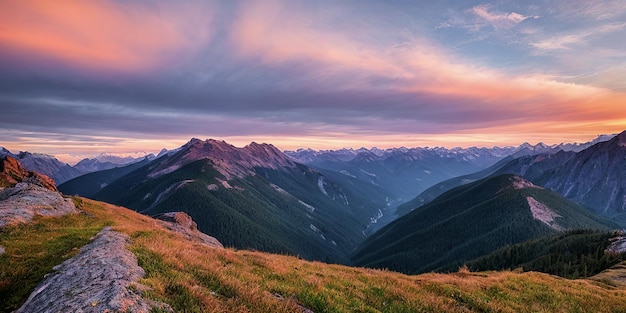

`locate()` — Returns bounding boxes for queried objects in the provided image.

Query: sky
[1,0,626,163]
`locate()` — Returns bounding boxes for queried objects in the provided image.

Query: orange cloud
[231,1,405,86]
[230,1,626,134]
[230,2,573,92]
[0,0,211,72]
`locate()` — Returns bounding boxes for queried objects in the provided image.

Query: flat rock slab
[608,236,626,254]
[16,227,171,313]
[0,183,78,228]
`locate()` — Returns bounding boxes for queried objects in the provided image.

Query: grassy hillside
[0,198,113,311]
[3,197,626,312]
[352,175,615,274]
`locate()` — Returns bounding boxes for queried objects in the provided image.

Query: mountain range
[6,132,612,190]
[351,174,615,274]
[0,148,81,185]
[58,158,154,198]
[285,134,616,231]
[4,164,625,312]
[0,148,154,184]
[54,132,624,265]
[86,138,391,263]
[400,131,626,226]
[4,131,626,311]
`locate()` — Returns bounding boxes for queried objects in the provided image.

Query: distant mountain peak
[151,138,296,179]
[0,149,80,184]
[92,152,152,165]
[352,151,379,163]
[16,151,57,160]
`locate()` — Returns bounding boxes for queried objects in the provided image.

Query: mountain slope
[352,174,615,274]
[286,146,506,203]
[463,229,626,278]
[0,149,80,184]
[538,131,626,221]
[93,138,388,263]
[0,156,57,191]
[5,195,626,313]
[394,155,517,217]
[72,158,128,173]
[58,157,152,197]
[398,133,618,219]
[459,131,626,225]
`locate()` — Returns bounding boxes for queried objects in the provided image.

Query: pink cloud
[228,1,626,134]
[0,0,212,72]
[469,4,540,29]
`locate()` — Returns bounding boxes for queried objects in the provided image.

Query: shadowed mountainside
[352,174,616,274]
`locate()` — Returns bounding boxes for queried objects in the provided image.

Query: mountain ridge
[352,174,616,274]
[0,156,57,191]
[284,133,616,164]
[147,138,296,180]
[91,138,390,263]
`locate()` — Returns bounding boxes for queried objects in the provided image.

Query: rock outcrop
[0,183,78,229]
[0,155,57,191]
[0,150,81,185]
[0,156,79,229]
[154,211,223,248]
[16,227,172,313]
[608,234,626,254]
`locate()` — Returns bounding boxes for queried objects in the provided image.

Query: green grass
[5,196,626,313]
[0,199,112,312]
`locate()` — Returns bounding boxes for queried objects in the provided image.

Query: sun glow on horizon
[1,1,625,156]
[2,129,621,165]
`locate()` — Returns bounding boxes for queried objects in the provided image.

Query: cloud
[227,1,607,109]
[0,0,213,72]
[469,4,539,29]
[531,34,585,51]
[3,1,622,136]
[1,0,625,156]
[549,0,626,21]
[530,22,626,52]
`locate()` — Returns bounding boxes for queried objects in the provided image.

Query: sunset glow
[1,0,625,161]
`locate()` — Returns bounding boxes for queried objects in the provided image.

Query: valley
[3,194,626,312]
[3,131,626,312]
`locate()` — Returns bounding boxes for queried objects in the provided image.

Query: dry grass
[70,197,626,313]
[589,262,626,287]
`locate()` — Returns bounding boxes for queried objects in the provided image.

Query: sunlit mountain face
[1,0,625,159]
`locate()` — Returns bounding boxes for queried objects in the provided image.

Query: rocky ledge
[0,182,78,229]
[154,211,223,248]
[0,155,57,191]
[16,227,172,313]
